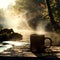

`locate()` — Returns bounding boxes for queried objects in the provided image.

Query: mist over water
[4,10,32,32]
[1,6,47,35]
[0,0,60,46]
[0,0,47,35]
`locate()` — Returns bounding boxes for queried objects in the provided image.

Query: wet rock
[0,28,23,42]
[10,33,22,40]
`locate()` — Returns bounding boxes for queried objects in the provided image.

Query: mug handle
[44,37,52,48]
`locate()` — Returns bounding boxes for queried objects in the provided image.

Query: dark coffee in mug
[30,34,52,53]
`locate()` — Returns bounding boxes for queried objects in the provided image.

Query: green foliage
[50,0,60,24]
[13,0,46,12]
[45,0,60,32]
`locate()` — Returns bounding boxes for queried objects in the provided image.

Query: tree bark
[46,0,60,32]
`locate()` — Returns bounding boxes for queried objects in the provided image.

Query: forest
[0,0,60,33]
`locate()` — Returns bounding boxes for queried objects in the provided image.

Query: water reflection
[2,41,30,46]
[0,44,12,52]
[0,41,30,53]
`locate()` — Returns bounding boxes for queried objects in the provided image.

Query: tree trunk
[46,0,60,32]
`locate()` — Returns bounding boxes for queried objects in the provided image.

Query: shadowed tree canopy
[46,0,60,32]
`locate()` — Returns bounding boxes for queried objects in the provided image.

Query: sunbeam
[0,0,15,9]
